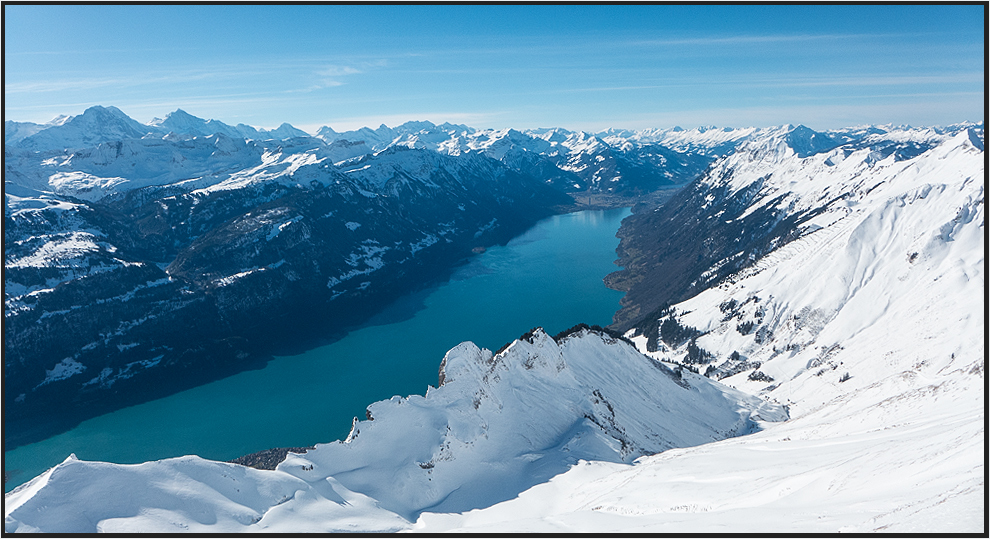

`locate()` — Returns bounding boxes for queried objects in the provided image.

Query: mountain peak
[152,108,206,126]
[397,120,436,132]
[80,105,126,119]
[784,124,840,158]
[47,114,71,127]
[12,105,152,150]
[167,108,198,120]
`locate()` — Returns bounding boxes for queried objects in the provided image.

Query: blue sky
[3,4,985,132]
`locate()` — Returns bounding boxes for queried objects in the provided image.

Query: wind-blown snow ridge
[4,328,783,532]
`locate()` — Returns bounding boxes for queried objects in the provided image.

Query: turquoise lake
[3,208,630,492]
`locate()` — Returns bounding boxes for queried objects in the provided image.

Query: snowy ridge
[598,125,763,156]
[4,328,783,532]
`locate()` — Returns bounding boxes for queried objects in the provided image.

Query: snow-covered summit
[260,122,310,140]
[8,107,312,153]
[12,106,155,151]
[149,108,254,140]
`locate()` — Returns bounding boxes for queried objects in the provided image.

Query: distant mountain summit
[13,105,153,150]
[149,108,253,139]
[8,106,312,152]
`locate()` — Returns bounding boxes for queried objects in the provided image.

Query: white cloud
[628,32,915,48]
[318,65,364,77]
[575,96,985,132]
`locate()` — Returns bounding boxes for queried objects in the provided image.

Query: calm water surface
[4,208,630,491]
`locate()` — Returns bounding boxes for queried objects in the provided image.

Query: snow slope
[426,125,984,533]
[4,327,784,532]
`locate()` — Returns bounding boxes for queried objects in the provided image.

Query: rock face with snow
[3,327,785,532]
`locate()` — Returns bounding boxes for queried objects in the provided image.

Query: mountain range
[2,106,742,445]
[3,107,984,532]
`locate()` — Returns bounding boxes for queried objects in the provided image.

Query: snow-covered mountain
[312,121,717,193]
[148,108,259,140]
[4,326,787,532]
[8,106,312,153]
[624,122,983,414]
[4,113,984,532]
[10,106,156,152]
[5,107,718,202]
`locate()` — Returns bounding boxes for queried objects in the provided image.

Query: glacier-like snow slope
[410,126,985,533]
[4,327,784,532]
